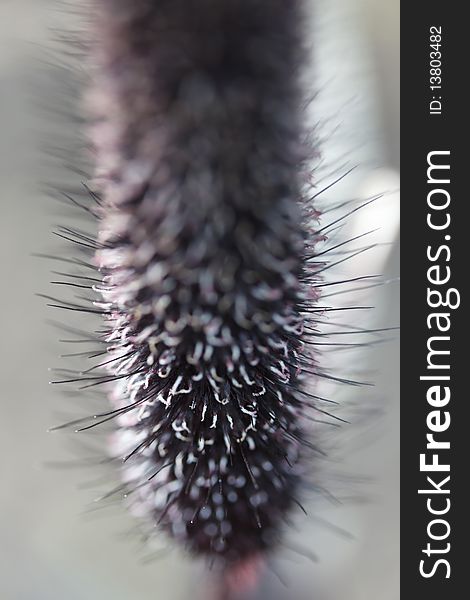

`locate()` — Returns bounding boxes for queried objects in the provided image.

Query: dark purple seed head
[82,0,322,582]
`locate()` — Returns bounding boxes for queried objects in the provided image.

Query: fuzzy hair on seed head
[67,0,324,582]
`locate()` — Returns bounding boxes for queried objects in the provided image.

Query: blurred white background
[0,1,399,599]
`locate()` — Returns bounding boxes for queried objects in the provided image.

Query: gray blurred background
[0,1,399,599]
